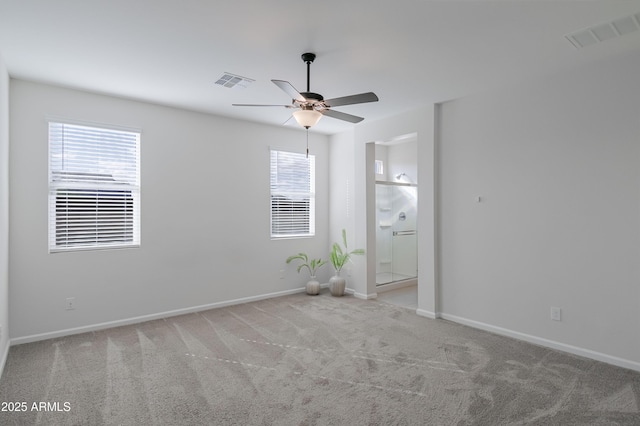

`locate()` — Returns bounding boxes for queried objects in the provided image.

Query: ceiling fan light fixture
[292,109,322,128]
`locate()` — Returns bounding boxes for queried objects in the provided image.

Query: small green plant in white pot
[329,229,365,297]
[286,253,327,295]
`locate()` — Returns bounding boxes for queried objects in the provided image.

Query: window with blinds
[270,149,315,238]
[48,121,140,252]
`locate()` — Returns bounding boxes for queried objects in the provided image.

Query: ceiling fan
[233,52,379,129]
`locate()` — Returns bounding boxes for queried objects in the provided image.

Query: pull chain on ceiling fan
[233,52,379,129]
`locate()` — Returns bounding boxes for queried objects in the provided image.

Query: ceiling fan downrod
[301,52,315,93]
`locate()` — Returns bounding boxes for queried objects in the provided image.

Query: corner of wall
[328,128,356,247]
[0,51,11,376]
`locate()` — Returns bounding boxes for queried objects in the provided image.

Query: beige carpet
[1,290,639,425]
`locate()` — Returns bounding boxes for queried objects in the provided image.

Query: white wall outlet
[279,269,285,279]
[65,297,76,310]
[550,307,562,321]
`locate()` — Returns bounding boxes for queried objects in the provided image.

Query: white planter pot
[329,274,346,297]
[306,277,320,295]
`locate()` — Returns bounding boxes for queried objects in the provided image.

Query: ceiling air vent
[566,12,640,49]
[214,72,254,89]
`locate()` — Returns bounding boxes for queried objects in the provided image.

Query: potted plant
[329,229,365,296]
[286,253,327,295]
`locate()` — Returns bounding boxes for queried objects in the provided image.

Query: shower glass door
[376,183,417,286]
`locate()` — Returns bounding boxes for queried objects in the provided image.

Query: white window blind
[270,149,315,238]
[48,121,140,252]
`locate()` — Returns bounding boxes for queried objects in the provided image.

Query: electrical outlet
[550,307,562,321]
[65,297,76,310]
[279,269,285,279]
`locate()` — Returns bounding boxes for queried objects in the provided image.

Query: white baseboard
[353,291,377,300]
[11,287,307,346]
[416,308,439,319]
[440,313,640,373]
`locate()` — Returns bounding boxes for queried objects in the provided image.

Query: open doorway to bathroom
[374,134,417,289]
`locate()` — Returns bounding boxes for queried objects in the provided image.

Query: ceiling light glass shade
[292,109,322,128]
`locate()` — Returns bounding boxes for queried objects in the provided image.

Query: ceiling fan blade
[321,109,364,123]
[323,92,378,108]
[232,104,294,108]
[271,80,306,103]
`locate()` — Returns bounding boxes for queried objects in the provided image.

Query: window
[48,121,140,252]
[270,149,315,238]
[375,160,384,175]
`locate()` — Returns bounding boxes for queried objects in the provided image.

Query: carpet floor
[0,290,639,425]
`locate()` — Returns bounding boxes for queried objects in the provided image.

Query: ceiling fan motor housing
[301,52,316,63]
[300,92,324,103]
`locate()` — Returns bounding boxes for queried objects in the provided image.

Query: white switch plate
[66,297,75,310]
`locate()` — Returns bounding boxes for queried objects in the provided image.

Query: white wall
[374,140,418,184]
[328,129,356,273]
[438,50,640,369]
[9,80,330,341]
[386,140,418,184]
[0,53,10,371]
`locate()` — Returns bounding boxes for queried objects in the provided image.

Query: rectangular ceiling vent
[566,12,640,49]
[214,72,254,89]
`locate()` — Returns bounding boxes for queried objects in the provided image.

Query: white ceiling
[1,1,640,135]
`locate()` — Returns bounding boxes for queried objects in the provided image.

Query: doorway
[374,135,418,288]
